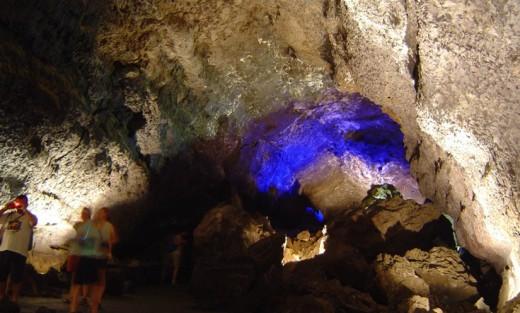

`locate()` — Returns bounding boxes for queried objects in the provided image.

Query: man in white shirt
[0,195,38,303]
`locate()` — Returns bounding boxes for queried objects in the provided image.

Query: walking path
[18,286,226,313]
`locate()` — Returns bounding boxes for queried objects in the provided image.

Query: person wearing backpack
[0,195,38,303]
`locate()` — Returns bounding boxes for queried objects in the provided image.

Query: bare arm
[0,203,11,216]
[24,209,38,227]
[0,203,13,225]
[110,224,118,245]
[107,224,118,259]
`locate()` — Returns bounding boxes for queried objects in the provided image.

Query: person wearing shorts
[0,195,38,303]
[66,207,91,304]
[91,208,117,313]
[69,216,102,313]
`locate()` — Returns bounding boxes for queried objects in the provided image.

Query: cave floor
[18,286,226,313]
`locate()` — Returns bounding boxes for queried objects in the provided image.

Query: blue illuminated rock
[238,92,424,215]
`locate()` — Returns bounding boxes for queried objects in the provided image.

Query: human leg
[89,285,101,313]
[73,257,98,313]
[90,275,105,313]
[66,255,80,302]
[96,258,108,298]
[171,250,181,285]
[90,260,107,313]
[88,259,104,313]
[69,284,81,313]
[80,284,89,304]
[8,252,27,303]
[0,251,10,300]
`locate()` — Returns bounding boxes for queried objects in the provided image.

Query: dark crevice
[320,35,336,77]
[53,127,87,162]
[412,43,421,95]
[40,190,61,201]
[322,0,330,17]
[403,0,420,96]
[408,139,421,163]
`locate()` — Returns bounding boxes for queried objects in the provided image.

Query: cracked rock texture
[376,247,479,312]
[0,0,519,304]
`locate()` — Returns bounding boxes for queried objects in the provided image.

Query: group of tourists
[0,194,117,313]
[67,206,117,313]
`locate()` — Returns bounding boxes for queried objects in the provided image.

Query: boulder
[191,203,276,308]
[280,254,387,313]
[276,277,388,313]
[282,228,327,265]
[193,204,274,261]
[398,295,430,313]
[248,233,284,271]
[329,192,452,259]
[376,247,479,311]
[282,258,328,292]
[404,247,479,304]
[375,253,430,305]
[303,279,389,313]
[320,240,373,291]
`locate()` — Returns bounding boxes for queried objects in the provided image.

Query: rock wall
[414,1,520,304]
[0,1,149,272]
[329,0,520,304]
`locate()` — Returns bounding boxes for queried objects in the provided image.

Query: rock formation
[282,228,327,265]
[0,0,519,306]
[190,188,498,312]
[191,203,275,307]
[376,247,480,312]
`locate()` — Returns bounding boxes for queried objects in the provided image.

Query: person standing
[66,207,91,305]
[0,195,37,303]
[69,209,101,313]
[171,233,187,286]
[91,208,117,312]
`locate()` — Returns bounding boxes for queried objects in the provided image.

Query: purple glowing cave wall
[238,92,420,201]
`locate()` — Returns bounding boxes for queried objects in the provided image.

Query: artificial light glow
[305,207,325,223]
[281,226,328,265]
[241,93,412,196]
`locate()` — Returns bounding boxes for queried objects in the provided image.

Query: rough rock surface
[281,261,388,313]
[327,0,520,304]
[191,203,276,307]
[282,228,327,265]
[412,2,520,303]
[499,293,520,313]
[284,279,389,313]
[193,204,274,260]
[401,295,430,313]
[0,4,149,271]
[376,247,479,311]
[320,240,373,291]
[297,152,423,212]
[405,247,479,303]
[367,196,441,239]
[375,253,431,305]
[0,0,519,304]
[329,192,451,258]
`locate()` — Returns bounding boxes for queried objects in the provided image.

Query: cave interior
[0,0,519,313]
